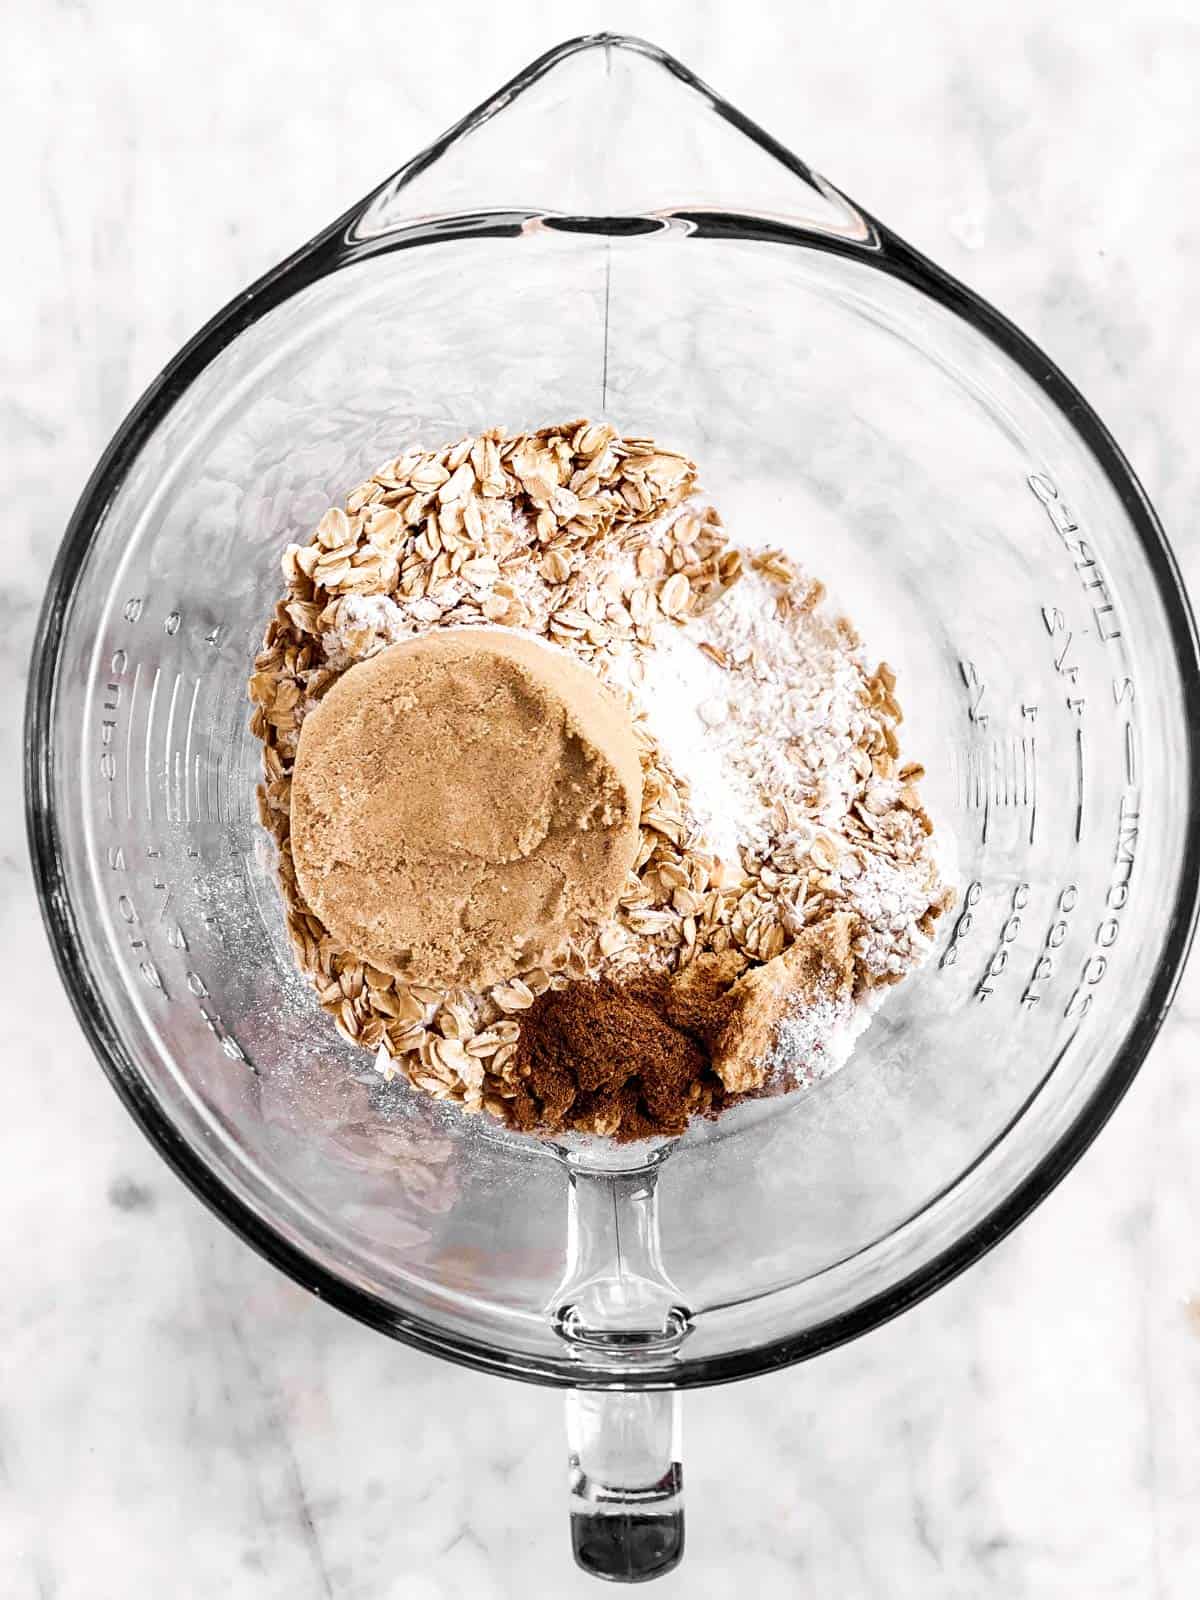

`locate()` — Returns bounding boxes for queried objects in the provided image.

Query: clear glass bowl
[25,34,1200,1583]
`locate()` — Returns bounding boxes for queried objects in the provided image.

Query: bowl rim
[24,32,1200,1390]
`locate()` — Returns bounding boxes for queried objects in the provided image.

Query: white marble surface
[4,1,1200,1595]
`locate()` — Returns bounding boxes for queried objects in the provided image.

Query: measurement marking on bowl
[1023,706,1038,845]
[975,882,1031,1000]
[110,616,230,831]
[109,858,169,1001]
[102,843,252,1069]
[1064,789,1140,1019]
[954,733,1037,845]
[233,719,251,826]
[179,680,200,825]
[981,747,992,845]
[960,659,988,727]
[143,666,161,823]
[1021,884,1079,1008]
[99,662,124,825]
[939,879,982,970]
[1028,473,1123,641]
[124,660,141,822]
[162,673,182,822]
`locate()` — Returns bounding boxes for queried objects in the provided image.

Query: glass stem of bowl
[553,1150,689,1581]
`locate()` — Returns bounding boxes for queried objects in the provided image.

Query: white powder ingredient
[606,553,947,1087]
[608,623,758,868]
[614,568,875,869]
[321,593,413,667]
[844,849,939,978]
[763,987,879,1089]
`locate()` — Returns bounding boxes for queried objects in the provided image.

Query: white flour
[607,622,759,867]
[321,593,413,666]
[607,560,946,1087]
[845,849,939,980]
[613,570,874,870]
[763,986,880,1088]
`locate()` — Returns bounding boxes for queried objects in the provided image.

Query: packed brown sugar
[289,628,642,990]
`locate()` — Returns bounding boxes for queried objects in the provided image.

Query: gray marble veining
[3,2,1199,1596]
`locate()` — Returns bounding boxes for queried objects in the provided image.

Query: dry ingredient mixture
[250,421,955,1141]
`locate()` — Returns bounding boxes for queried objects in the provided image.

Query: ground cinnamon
[510,960,740,1141]
[508,920,862,1139]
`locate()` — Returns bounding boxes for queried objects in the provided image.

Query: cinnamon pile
[509,965,735,1141]
[509,921,856,1141]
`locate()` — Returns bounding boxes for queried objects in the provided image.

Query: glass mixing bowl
[26,34,1200,1583]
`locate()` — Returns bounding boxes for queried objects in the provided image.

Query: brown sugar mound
[712,912,857,1093]
[662,949,747,1042]
[289,629,643,989]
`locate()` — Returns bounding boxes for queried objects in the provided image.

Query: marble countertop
[4,2,1200,1595]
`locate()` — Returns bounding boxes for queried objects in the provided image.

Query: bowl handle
[552,1154,689,1580]
[566,1387,684,1581]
